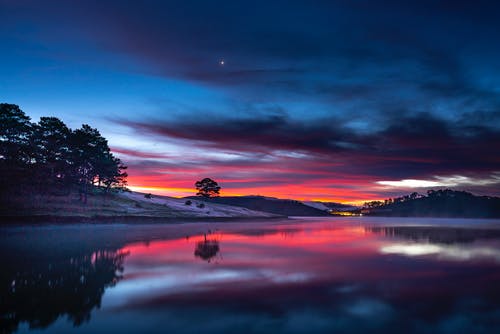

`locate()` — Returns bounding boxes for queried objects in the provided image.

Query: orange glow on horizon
[125,171,385,205]
[127,184,378,205]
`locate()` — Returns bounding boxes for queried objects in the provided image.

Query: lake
[1,217,500,333]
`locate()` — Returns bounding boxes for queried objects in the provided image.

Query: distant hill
[301,201,356,212]
[364,189,500,218]
[187,196,331,216]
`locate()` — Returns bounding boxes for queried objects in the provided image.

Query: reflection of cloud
[107,267,316,309]
[262,270,313,283]
[335,284,360,294]
[380,243,500,262]
[438,246,500,261]
[97,224,500,333]
[381,244,441,256]
[105,268,253,308]
[344,298,393,318]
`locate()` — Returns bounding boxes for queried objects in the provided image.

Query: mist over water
[2,217,500,334]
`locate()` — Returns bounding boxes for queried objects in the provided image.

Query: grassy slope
[189,196,331,216]
[0,191,280,219]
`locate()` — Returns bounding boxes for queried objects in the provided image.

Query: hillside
[364,190,500,218]
[188,196,331,216]
[0,191,280,221]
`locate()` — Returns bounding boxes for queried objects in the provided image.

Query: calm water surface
[1,217,500,333]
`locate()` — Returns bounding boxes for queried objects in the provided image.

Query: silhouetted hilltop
[301,200,356,212]
[363,189,500,218]
[187,196,331,217]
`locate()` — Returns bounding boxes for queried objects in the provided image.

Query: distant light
[219,59,225,66]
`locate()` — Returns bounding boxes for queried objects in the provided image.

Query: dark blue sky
[1,0,499,202]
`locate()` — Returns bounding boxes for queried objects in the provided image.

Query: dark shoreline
[0,214,288,225]
[2,214,500,227]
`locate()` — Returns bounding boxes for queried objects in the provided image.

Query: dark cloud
[118,114,366,154]
[3,1,500,94]
[2,0,500,199]
[118,111,500,180]
[111,147,173,160]
[3,0,500,124]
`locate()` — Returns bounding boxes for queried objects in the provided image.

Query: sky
[1,0,499,203]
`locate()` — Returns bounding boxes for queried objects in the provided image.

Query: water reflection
[194,234,220,262]
[367,225,500,244]
[0,249,128,333]
[368,225,500,262]
[1,220,500,334]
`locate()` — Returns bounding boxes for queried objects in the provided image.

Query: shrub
[185,200,192,206]
[144,193,152,199]
[197,203,205,208]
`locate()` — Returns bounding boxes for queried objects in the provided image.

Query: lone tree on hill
[195,178,221,198]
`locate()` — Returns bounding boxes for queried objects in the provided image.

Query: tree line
[0,103,127,203]
[362,189,496,209]
[363,192,423,208]
[362,189,500,218]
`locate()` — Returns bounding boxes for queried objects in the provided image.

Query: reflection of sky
[103,226,375,308]
[381,242,500,262]
[14,220,500,334]
[89,222,500,334]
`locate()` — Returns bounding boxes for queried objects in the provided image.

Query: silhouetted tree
[32,117,72,193]
[70,124,126,203]
[0,104,32,164]
[195,178,221,198]
[363,200,383,209]
[0,104,34,195]
[409,192,420,200]
[96,153,128,195]
[366,189,500,218]
[0,104,127,203]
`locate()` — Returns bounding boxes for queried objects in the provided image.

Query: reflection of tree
[367,226,500,244]
[279,230,299,239]
[0,249,129,334]
[194,234,220,262]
